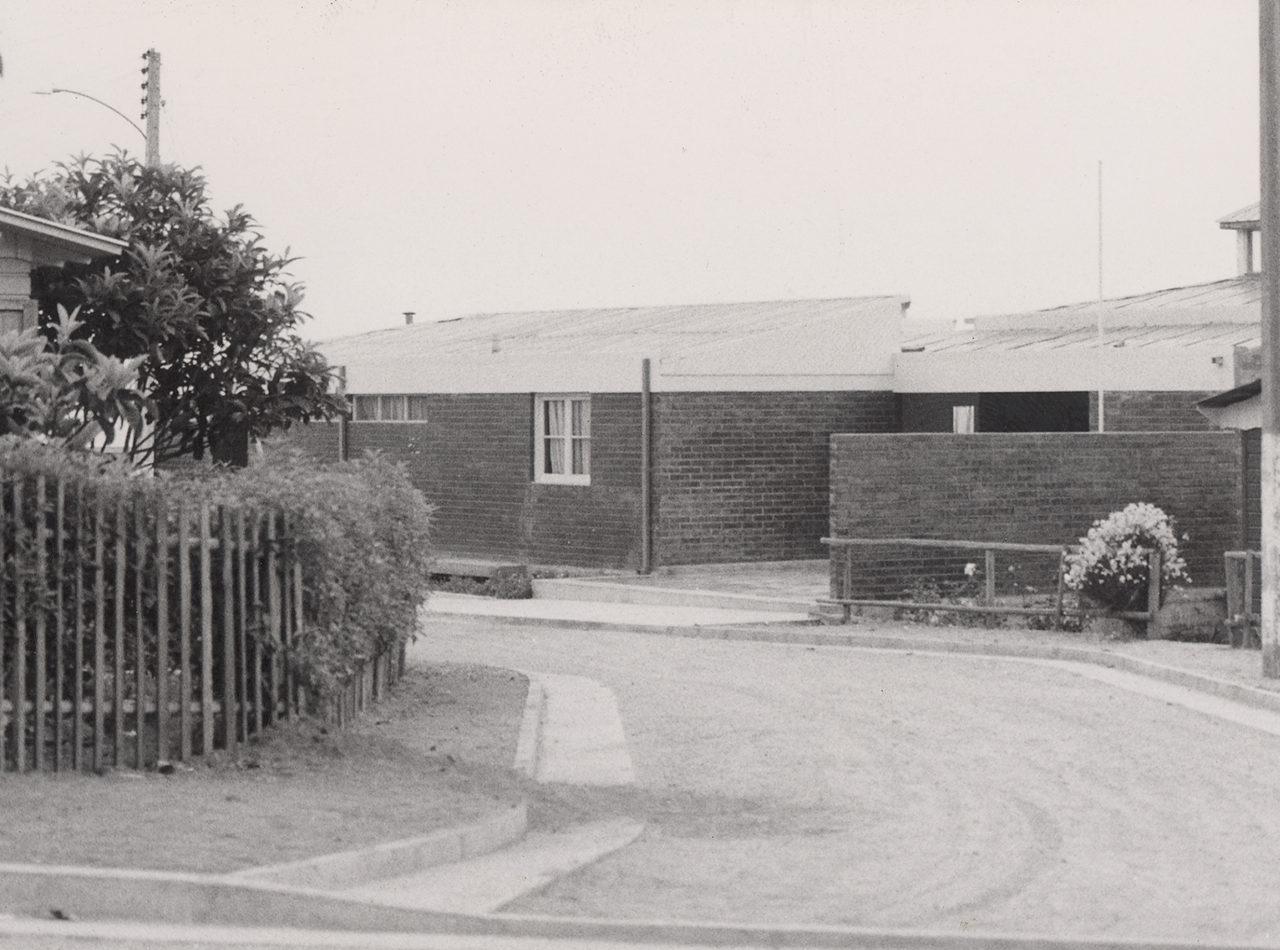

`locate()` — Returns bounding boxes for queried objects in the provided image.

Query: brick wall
[654,391,898,565]
[1089,391,1218,431]
[275,395,643,569]
[829,432,1242,592]
[277,389,898,569]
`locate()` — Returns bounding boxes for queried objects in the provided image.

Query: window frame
[534,393,591,485]
[349,394,429,422]
[952,404,976,434]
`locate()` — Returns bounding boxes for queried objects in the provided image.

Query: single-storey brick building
[298,297,907,570]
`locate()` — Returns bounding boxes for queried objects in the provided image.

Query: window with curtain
[349,395,428,422]
[536,394,590,484]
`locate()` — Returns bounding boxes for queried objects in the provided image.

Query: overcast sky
[0,0,1262,341]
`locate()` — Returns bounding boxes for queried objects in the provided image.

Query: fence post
[134,496,146,770]
[984,547,997,626]
[199,502,214,757]
[72,483,84,771]
[178,503,192,761]
[236,508,249,744]
[220,505,236,752]
[0,478,9,771]
[92,493,106,773]
[1147,550,1162,637]
[53,480,65,771]
[155,503,169,764]
[114,500,126,767]
[34,476,48,771]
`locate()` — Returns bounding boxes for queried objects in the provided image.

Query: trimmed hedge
[0,437,434,695]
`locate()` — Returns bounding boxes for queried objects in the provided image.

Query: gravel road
[410,616,1280,944]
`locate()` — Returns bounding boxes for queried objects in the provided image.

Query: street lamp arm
[35,88,146,141]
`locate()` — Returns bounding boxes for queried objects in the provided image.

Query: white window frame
[350,394,428,422]
[952,404,976,434]
[535,394,591,485]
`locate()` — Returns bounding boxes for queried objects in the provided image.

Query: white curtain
[544,400,566,474]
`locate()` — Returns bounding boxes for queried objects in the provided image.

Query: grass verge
[0,663,529,875]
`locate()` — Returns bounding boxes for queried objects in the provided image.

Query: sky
[0,0,1263,343]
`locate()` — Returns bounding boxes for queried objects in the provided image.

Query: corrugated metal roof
[320,296,908,394]
[899,275,1261,354]
[901,321,1260,354]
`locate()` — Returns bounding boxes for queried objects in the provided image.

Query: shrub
[1064,503,1189,611]
[206,446,435,692]
[0,438,434,699]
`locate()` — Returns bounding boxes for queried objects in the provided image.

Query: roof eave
[0,207,127,263]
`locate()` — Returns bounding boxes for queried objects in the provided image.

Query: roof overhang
[0,207,127,265]
[1219,201,1260,231]
[1196,379,1261,430]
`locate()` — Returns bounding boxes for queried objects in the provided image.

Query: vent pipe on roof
[403,312,415,325]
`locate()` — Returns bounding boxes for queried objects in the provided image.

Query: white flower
[964,562,977,577]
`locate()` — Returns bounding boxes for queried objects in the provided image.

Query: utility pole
[1097,160,1105,433]
[140,49,161,167]
[1260,1,1280,676]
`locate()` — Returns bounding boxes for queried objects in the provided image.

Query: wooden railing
[820,536,1161,631]
[1224,550,1262,648]
[0,474,401,772]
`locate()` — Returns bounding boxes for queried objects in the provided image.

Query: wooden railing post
[34,477,48,771]
[199,502,214,757]
[1147,550,1162,637]
[984,547,997,626]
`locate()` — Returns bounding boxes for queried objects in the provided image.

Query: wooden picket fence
[0,473,402,773]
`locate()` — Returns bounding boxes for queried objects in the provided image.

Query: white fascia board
[0,208,126,263]
[1197,397,1260,431]
[894,348,1237,393]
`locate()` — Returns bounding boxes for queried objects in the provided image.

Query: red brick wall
[273,396,643,568]
[829,432,1241,592]
[1089,391,1218,431]
[654,391,898,565]
[278,390,898,569]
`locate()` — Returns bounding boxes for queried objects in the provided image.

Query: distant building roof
[1219,202,1260,230]
[320,296,909,394]
[895,276,1257,394]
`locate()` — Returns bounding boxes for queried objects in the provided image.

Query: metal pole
[1097,160,1105,433]
[640,358,653,575]
[1260,0,1280,676]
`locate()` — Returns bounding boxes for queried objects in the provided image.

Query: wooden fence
[1224,550,1262,648]
[0,474,402,773]
[821,536,1162,631]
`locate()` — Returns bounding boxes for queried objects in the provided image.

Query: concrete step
[532,577,818,615]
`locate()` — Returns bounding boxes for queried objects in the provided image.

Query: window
[536,395,590,484]
[952,405,975,434]
[350,395,428,422]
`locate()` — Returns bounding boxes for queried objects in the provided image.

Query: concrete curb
[532,577,818,614]
[3,886,1275,950]
[634,623,1280,718]
[512,674,546,779]
[227,803,528,890]
[440,611,822,635]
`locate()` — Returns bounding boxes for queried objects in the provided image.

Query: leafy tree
[0,304,150,453]
[0,151,345,464]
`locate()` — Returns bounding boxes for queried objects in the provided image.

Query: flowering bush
[1064,503,1189,611]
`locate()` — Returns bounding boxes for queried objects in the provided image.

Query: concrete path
[329,667,642,915]
[426,591,815,628]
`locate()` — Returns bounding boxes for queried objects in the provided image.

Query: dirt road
[411,616,1280,944]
